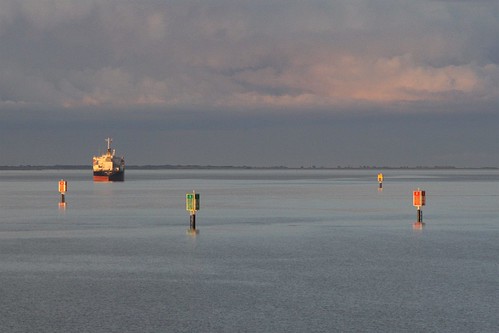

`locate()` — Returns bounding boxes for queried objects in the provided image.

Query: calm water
[0,169,497,332]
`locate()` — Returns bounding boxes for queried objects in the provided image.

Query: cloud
[230,54,499,105]
[60,67,170,107]
[0,0,497,112]
[18,0,97,30]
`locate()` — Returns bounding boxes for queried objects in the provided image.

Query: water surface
[0,169,497,332]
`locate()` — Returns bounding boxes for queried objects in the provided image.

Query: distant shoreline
[0,165,497,170]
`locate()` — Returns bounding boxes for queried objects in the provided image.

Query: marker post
[412,189,426,229]
[186,191,200,235]
[377,173,384,190]
[58,179,68,207]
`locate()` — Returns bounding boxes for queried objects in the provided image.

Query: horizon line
[0,165,497,170]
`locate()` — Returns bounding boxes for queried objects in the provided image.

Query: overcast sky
[0,0,498,167]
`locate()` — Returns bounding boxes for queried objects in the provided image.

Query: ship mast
[106,137,112,154]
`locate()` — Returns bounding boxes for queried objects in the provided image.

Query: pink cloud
[231,54,497,107]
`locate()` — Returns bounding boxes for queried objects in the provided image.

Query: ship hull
[93,170,124,182]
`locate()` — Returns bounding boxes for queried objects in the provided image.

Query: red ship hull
[93,171,124,182]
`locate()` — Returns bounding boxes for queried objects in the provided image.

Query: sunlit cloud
[51,54,498,110]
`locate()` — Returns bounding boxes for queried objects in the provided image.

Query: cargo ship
[92,138,125,182]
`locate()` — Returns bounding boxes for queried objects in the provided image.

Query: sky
[0,0,498,167]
